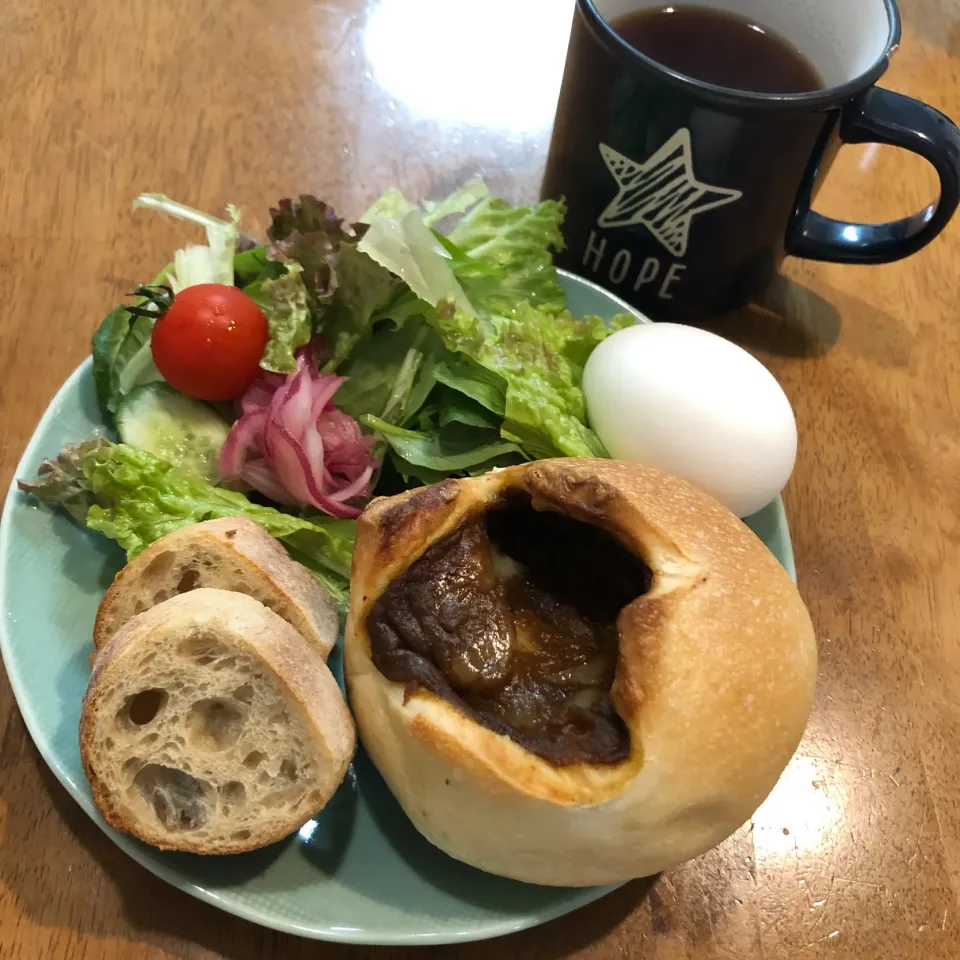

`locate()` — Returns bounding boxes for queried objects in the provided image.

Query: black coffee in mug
[612,6,822,94]
[541,0,960,322]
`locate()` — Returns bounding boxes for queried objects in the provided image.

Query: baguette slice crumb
[93,517,338,657]
[81,588,355,854]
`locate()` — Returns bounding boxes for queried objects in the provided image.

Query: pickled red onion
[219,345,376,518]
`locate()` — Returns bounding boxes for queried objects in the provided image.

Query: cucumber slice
[116,383,231,483]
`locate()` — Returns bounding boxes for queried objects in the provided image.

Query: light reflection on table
[363,0,574,132]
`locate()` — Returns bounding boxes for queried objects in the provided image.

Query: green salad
[19,180,634,610]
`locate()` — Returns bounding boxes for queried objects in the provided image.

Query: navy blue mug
[541,0,960,321]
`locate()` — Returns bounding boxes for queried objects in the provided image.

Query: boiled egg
[583,323,796,518]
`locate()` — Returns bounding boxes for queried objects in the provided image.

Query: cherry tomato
[150,284,269,401]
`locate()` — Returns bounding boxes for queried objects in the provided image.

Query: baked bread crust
[345,459,816,886]
[82,589,355,853]
[93,516,339,657]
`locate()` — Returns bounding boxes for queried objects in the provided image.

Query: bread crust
[93,517,339,657]
[345,459,817,885]
[82,588,355,854]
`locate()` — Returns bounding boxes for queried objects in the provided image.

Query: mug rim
[578,0,902,110]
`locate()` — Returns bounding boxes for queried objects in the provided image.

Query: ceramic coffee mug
[541,0,960,321]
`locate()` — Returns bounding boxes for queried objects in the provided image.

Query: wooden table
[1,0,959,956]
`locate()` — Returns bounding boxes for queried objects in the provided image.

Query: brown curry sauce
[367,494,652,765]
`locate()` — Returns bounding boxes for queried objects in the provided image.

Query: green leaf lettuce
[244,263,313,374]
[427,301,633,460]
[449,197,567,314]
[17,439,355,609]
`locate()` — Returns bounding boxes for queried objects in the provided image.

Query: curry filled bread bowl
[344,458,817,887]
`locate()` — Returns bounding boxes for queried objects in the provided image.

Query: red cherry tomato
[150,284,269,401]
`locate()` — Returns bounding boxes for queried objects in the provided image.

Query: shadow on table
[0,724,649,959]
[446,877,654,960]
[703,274,844,358]
[701,271,914,370]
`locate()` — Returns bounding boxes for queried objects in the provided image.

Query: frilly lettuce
[360,178,488,226]
[265,195,402,370]
[17,439,354,609]
[243,263,312,374]
[76,182,635,541]
[267,195,358,307]
[346,182,627,472]
[426,301,633,460]
[321,244,401,370]
[449,196,567,314]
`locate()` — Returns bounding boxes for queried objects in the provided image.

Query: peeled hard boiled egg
[583,323,797,518]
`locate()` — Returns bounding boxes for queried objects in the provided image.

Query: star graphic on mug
[597,130,742,258]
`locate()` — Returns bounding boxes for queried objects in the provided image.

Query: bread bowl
[344,458,816,886]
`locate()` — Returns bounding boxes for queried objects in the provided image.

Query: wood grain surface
[2,0,960,956]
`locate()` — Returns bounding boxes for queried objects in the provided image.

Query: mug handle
[787,87,960,263]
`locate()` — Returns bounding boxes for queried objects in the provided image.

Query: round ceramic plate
[0,271,796,944]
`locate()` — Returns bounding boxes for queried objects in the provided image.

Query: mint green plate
[0,271,795,944]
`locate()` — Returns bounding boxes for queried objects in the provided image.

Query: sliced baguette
[93,517,338,657]
[81,588,356,854]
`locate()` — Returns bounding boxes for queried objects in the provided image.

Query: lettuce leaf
[269,195,354,243]
[244,263,313,374]
[17,439,354,609]
[356,181,485,317]
[234,246,285,287]
[110,314,164,397]
[266,196,402,370]
[361,178,488,228]
[421,178,489,227]
[449,197,567,314]
[432,356,506,417]
[437,388,501,430]
[90,267,172,416]
[362,416,525,482]
[91,306,139,414]
[267,195,360,308]
[427,301,631,460]
[357,210,472,314]
[16,439,104,524]
[133,194,240,293]
[321,245,401,370]
[359,187,418,222]
[334,318,444,426]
